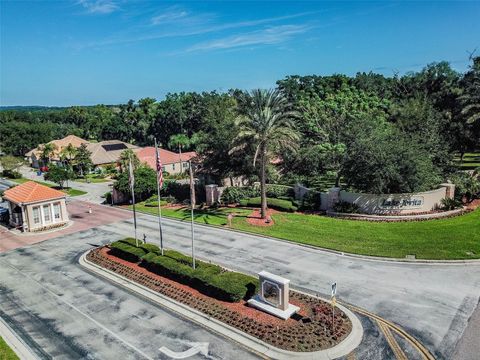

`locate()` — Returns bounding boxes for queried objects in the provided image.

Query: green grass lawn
[10,178,87,197]
[454,151,480,170]
[135,203,251,226]
[75,174,109,183]
[132,202,480,260]
[0,336,19,360]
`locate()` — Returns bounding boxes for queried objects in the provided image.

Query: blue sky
[1,1,479,106]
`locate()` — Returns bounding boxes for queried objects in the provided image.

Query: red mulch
[465,199,480,211]
[98,247,295,326]
[88,247,352,351]
[246,209,278,227]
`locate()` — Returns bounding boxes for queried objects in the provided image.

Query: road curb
[79,249,363,360]
[0,316,38,360]
[107,204,480,265]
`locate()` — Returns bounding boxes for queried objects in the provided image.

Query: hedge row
[142,254,258,302]
[108,238,258,302]
[239,197,298,212]
[220,185,294,205]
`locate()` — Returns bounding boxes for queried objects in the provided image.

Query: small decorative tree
[44,164,75,189]
[74,144,93,177]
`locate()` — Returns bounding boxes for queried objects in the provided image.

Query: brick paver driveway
[0,200,132,252]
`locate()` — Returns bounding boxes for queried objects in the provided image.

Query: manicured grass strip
[134,203,251,226]
[10,178,87,197]
[75,178,109,183]
[132,203,480,260]
[0,336,19,360]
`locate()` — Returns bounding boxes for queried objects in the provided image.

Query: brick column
[440,183,456,200]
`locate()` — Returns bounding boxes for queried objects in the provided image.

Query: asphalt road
[98,211,480,360]
[0,229,259,360]
[1,202,479,359]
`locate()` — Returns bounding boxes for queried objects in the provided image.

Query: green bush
[103,191,112,204]
[2,170,22,179]
[239,197,298,212]
[220,186,259,204]
[144,200,168,207]
[301,191,322,211]
[333,201,360,213]
[109,241,148,262]
[440,197,462,210]
[110,238,258,302]
[450,172,480,202]
[142,252,257,302]
[266,184,294,199]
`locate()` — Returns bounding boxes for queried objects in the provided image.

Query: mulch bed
[87,247,352,352]
[246,209,278,227]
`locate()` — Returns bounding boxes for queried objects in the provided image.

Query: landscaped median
[82,238,362,358]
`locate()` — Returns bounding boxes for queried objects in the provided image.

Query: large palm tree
[231,89,299,219]
[60,143,78,166]
[40,143,58,165]
[168,134,191,173]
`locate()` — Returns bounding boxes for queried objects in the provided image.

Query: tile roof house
[86,140,138,166]
[25,135,89,168]
[135,147,197,174]
[3,181,69,232]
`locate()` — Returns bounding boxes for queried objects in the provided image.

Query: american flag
[155,141,164,189]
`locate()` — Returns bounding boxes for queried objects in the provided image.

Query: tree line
[1,57,479,196]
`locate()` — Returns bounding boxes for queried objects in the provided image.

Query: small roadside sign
[331,296,337,308]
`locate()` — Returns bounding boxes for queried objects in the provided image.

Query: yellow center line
[377,320,408,360]
[344,303,436,360]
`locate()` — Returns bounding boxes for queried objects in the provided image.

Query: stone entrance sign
[248,271,299,320]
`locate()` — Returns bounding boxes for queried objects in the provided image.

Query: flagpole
[129,157,138,247]
[189,160,196,270]
[154,138,164,256]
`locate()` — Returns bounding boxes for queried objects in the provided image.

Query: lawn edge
[108,203,480,264]
[0,317,35,360]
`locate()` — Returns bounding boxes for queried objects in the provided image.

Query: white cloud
[181,25,310,53]
[78,0,119,15]
[151,9,189,25]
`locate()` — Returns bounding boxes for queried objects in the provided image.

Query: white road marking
[159,342,209,359]
[0,259,155,360]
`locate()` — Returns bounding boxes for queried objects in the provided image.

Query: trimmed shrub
[301,191,322,211]
[142,252,258,302]
[118,238,161,255]
[333,201,360,213]
[239,197,298,212]
[144,200,168,207]
[266,184,294,199]
[110,238,258,302]
[109,241,148,262]
[220,186,259,204]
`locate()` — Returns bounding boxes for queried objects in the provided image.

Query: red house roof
[4,181,65,204]
[135,147,197,169]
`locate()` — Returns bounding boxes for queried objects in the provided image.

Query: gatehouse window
[33,206,40,224]
[53,202,61,221]
[43,204,51,223]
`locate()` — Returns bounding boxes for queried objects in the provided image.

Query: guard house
[3,181,69,232]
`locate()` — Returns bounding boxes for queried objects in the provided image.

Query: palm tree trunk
[260,151,267,219]
[178,144,183,174]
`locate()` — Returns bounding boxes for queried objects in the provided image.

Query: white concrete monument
[247,271,299,320]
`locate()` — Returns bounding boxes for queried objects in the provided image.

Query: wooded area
[1,57,479,195]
